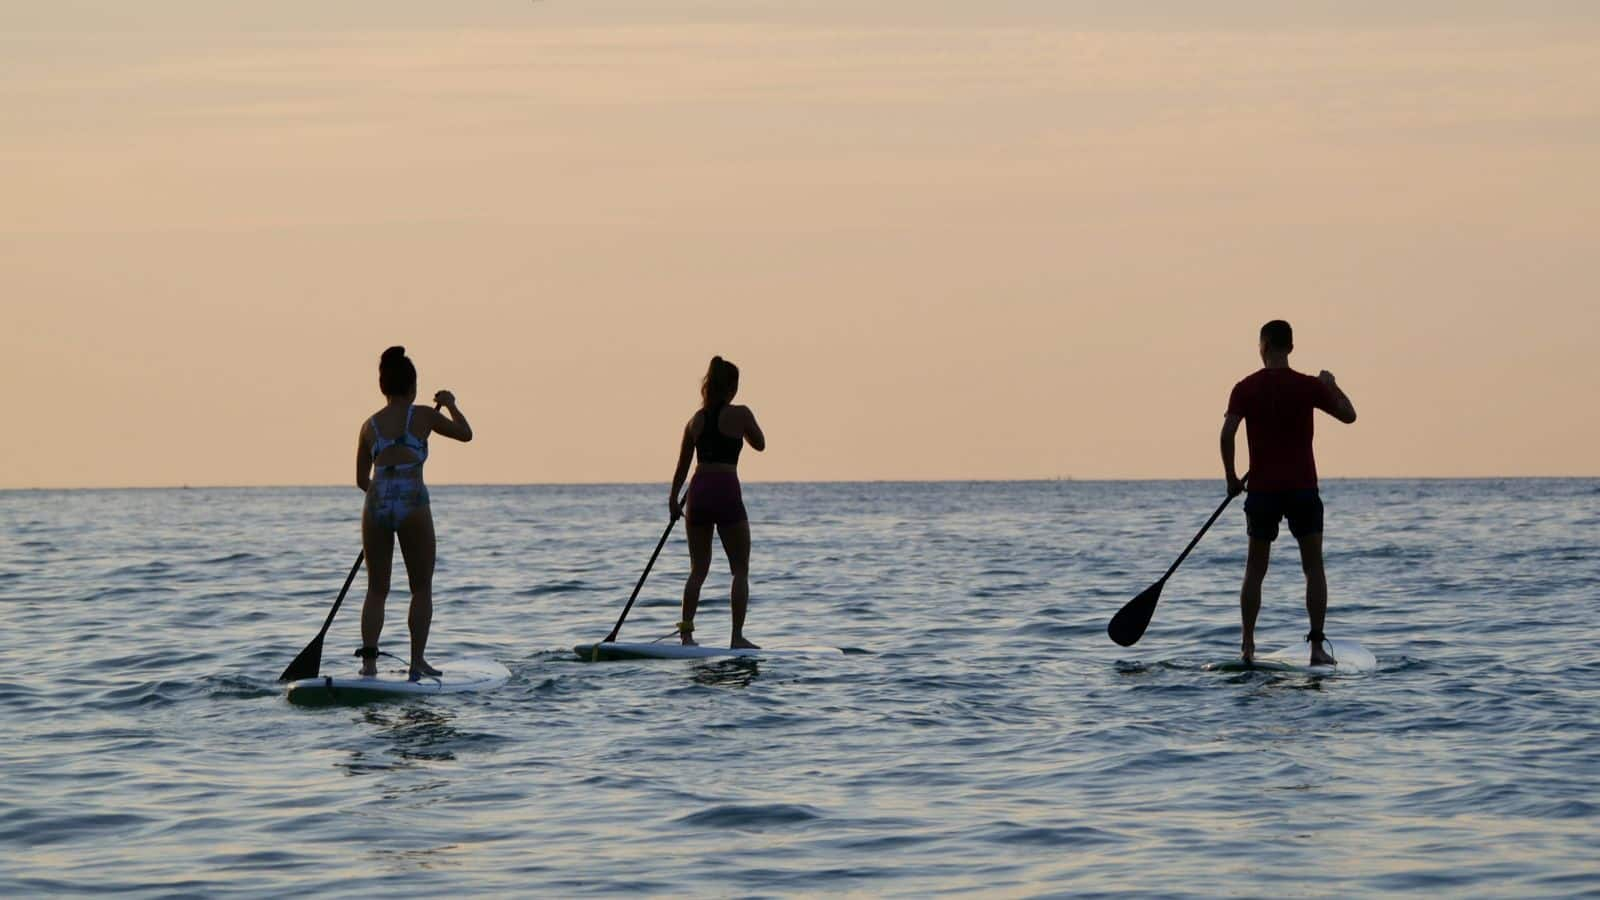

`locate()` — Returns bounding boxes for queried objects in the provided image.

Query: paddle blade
[278,635,323,682]
[1107,580,1164,647]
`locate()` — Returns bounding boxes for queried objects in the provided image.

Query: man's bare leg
[1297,532,1336,665]
[1240,538,1271,661]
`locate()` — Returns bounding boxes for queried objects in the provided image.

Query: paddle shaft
[278,551,364,681]
[604,502,683,643]
[315,552,364,640]
[1157,475,1247,585]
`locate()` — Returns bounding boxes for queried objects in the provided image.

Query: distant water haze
[4,1,1596,488]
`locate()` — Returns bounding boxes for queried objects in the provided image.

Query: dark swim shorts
[686,470,747,527]
[1244,489,1324,542]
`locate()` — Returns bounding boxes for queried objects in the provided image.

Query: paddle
[1107,475,1247,647]
[601,496,685,646]
[279,551,365,681]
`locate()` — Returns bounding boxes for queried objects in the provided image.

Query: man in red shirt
[1220,320,1357,665]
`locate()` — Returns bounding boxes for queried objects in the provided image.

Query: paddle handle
[604,501,683,643]
[1159,474,1247,584]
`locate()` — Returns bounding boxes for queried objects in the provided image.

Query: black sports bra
[695,403,743,465]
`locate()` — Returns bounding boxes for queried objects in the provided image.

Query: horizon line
[3,474,1596,493]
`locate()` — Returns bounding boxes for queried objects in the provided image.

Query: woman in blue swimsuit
[355,346,473,679]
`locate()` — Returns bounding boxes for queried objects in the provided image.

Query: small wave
[107,560,173,577]
[675,803,821,830]
[201,552,260,565]
[82,585,177,602]
[94,679,197,710]
[1341,544,1435,560]
[2,811,154,847]
[207,674,279,701]
[516,580,590,597]
[980,821,1122,848]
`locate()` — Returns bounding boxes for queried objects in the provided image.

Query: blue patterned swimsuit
[365,406,429,530]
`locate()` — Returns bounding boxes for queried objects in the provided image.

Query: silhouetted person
[355,346,473,680]
[1220,321,1356,665]
[669,356,766,648]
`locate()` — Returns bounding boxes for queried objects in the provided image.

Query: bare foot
[731,636,760,650]
[409,658,442,681]
[680,633,699,647]
[1310,641,1337,667]
[360,662,377,678]
[1240,635,1255,663]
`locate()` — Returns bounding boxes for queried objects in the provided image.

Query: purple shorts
[686,471,747,527]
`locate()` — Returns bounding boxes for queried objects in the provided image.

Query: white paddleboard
[285,657,510,703]
[1207,638,1377,674]
[1259,637,1377,673]
[575,641,845,662]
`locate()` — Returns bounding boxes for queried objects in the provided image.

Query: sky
[3,1,1597,488]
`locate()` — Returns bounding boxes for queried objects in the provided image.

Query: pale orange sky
[4,2,1597,488]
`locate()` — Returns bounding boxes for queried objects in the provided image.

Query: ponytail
[700,355,739,408]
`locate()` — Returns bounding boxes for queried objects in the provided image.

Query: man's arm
[1317,371,1357,424]
[1220,414,1244,496]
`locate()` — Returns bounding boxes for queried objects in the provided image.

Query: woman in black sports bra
[669,356,766,648]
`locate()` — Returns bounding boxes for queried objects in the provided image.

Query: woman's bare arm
[429,392,473,442]
[669,414,698,516]
[355,425,373,491]
[741,406,766,452]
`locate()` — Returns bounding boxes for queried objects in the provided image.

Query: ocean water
[2,480,1597,897]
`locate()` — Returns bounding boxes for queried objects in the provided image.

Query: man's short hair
[1260,320,1293,351]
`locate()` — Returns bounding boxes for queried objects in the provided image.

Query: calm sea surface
[2,480,1597,897]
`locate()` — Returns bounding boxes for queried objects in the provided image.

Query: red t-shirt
[1226,368,1339,492]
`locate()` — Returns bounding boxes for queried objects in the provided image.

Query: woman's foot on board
[1240,635,1255,664]
[731,635,760,650]
[356,646,379,678]
[679,620,698,646]
[408,658,442,682]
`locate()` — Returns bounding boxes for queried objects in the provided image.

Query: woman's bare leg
[396,506,438,678]
[719,521,757,649]
[360,512,394,677]
[681,523,714,645]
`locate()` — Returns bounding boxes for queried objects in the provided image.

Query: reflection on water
[375,843,466,873]
[691,658,761,688]
[343,705,461,774]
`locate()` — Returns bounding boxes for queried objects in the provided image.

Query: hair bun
[382,346,407,362]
